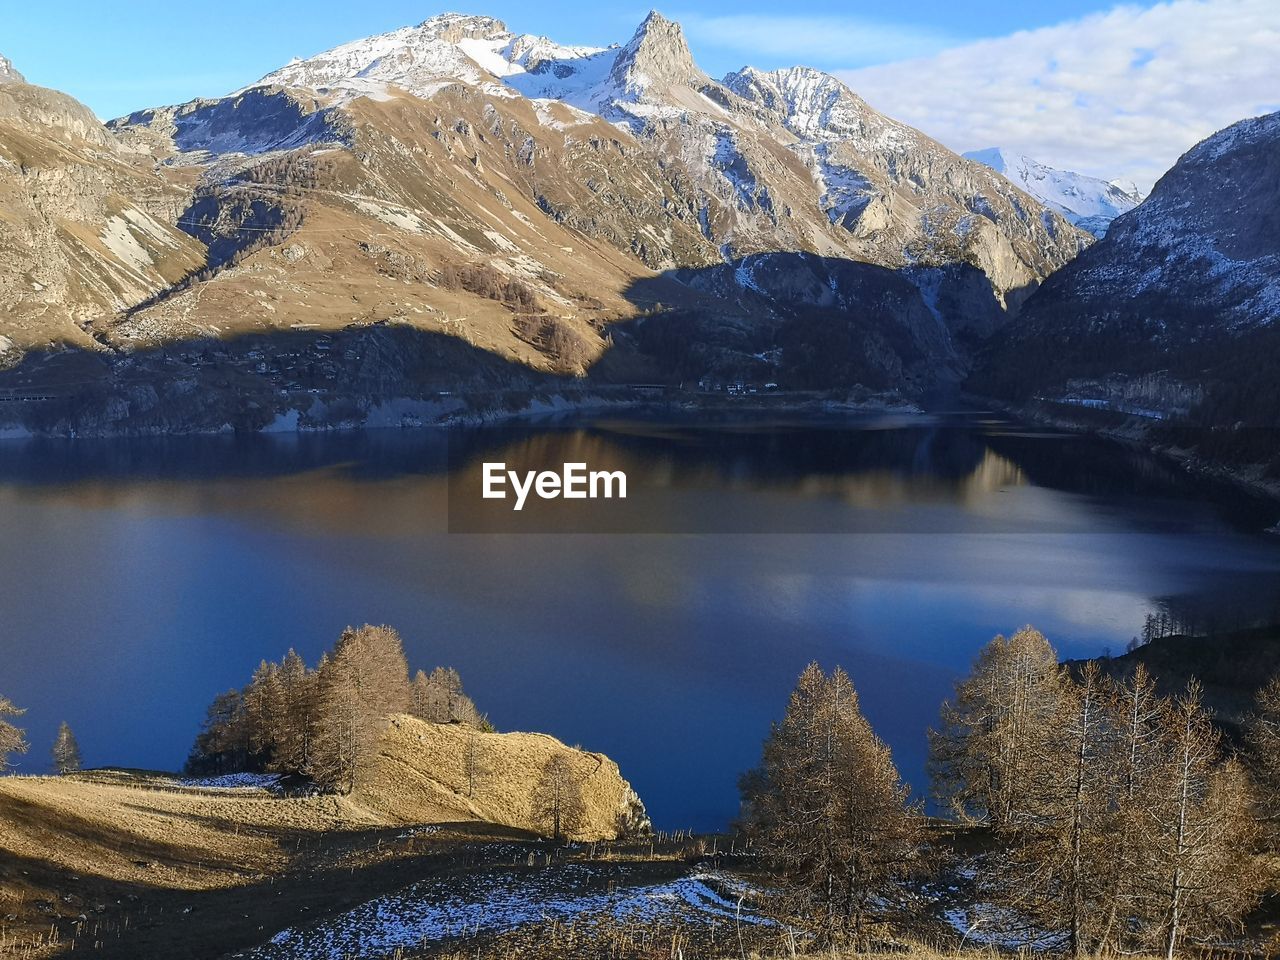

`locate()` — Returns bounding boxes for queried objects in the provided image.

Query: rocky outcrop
[0,55,24,84]
[356,715,651,841]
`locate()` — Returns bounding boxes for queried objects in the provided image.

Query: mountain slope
[0,14,1099,436]
[97,13,1085,397]
[971,111,1280,449]
[963,148,1141,237]
[0,66,205,366]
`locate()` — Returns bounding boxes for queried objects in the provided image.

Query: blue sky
[3,0,1132,119]
[3,0,1277,187]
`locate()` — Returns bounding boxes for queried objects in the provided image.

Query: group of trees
[743,629,1278,957]
[438,262,540,313]
[0,695,81,776]
[932,627,1265,958]
[187,625,486,793]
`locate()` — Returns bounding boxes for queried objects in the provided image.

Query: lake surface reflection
[2,411,1279,830]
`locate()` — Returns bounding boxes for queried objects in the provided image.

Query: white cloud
[837,0,1280,191]
[676,12,956,65]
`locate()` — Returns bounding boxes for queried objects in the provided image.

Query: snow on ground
[238,868,769,959]
[178,773,282,791]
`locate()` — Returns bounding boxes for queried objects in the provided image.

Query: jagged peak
[0,54,24,85]
[608,10,707,94]
[417,12,510,42]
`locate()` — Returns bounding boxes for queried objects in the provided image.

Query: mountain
[0,55,23,84]
[964,148,1142,237]
[0,13,1091,435]
[971,111,1280,462]
[0,60,205,367]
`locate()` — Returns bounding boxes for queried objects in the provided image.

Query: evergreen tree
[52,721,82,775]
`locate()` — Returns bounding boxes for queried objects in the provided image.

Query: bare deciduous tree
[930,626,1070,827]
[1246,673,1280,835]
[1141,684,1264,960]
[934,628,1268,958]
[410,667,481,728]
[532,751,586,842]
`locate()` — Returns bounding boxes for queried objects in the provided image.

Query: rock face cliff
[0,55,23,84]
[356,715,651,841]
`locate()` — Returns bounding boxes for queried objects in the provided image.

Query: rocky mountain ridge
[0,12,1132,437]
[97,12,1086,389]
[972,109,1280,465]
[0,65,205,366]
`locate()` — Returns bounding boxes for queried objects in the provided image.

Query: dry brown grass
[357,715,645,840]
[0,719,650,956]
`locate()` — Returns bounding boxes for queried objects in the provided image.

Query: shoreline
[0,387,926,442]
[979,394,1280,506]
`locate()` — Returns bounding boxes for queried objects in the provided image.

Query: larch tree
[741,663,927,946]
[411,667,481,728]
[930,627,1071,827]
[186,689,250,775]
[0,695,27,771]
[309,625,411,793]
[244,659,286,768]
[986,662,1114,956]
[1139,684,1265,960]
[51,721,82,775]
[1246,673,1280,836]
[274,648,319,776]
[531,751,587,842]
[1097,664,1167,951]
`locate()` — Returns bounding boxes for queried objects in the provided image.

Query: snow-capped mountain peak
[0,55,24,85]
[963,148,1140,236]
[251,12,609,102]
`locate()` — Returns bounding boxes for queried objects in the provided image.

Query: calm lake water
[3,410,1280,830]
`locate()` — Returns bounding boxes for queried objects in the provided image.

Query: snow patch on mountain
[724,66,918,155]
[963,148,1141,237]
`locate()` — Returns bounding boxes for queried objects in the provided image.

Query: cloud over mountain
[838,0,1280,191]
